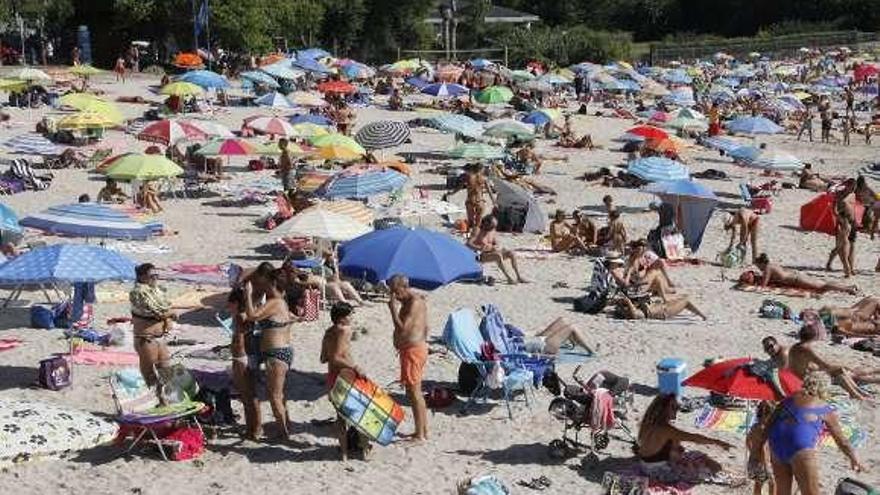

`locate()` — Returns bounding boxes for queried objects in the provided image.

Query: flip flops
[517,476,552,491]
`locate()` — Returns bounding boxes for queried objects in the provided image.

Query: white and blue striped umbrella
[421,83,469,98]
[20,203,153,240]
[261,62,305,80]
[317,168,408,199]
[428,114,484,138]
[255,92,296,109]
[743,149,804,171]
[3,133,62,155]
[0,244,135,284]
[240,71,280,89]
[700,136,744,154]
[628,157,690,182]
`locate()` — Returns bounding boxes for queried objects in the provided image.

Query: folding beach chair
[109,368,205,460]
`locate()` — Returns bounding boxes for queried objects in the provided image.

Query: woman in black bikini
[243,268,294,440]
[637,395,732,476]
[227,288,261,440]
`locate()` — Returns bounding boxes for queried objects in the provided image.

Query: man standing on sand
[387,275,429,442]
[278,138,294,203]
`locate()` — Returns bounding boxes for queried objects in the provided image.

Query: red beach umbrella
[683,358,802,401]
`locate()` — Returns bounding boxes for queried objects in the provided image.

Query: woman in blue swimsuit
[755,372,863,495]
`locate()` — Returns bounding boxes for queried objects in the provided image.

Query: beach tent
[490,177,547,233]
[799,192,864,235]
[643,180,718,252]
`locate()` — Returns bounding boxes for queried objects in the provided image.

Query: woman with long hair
[227,287,260,440]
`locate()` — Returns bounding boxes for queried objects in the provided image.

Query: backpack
[759,299,790,319]
[38,356,71,390]
[836,478,879,495]
[458,362,482,396]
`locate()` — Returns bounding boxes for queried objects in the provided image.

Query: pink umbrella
[243,116,297,137]
[136,119,208,146]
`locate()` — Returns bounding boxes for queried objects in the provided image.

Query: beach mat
[329,368,405,446]
[693,402,867,449]
[733,283,816,298]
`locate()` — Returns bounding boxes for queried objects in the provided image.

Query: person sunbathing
[819,296,880,333]
[615,294,707,320]
[788,323,880,400]
[520,317,594,355]
[514,142,543,174]
[723,208,760,264]
[624,239,676,301]
[467,215,527,284]
[549,209,588,253]
[754,253,857,294]
[571,210,598,247]
[139,180,163,213]
[798,163,831,191]
[556,115,595,149]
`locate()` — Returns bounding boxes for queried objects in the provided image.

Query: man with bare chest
[388,275,429,441]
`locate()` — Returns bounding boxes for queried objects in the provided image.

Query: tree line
[0,0,877,67]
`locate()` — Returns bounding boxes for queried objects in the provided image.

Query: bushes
[497,26,632,67]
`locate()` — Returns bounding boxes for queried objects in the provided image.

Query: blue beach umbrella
[20,203,153,240]
[429,114,484,138]
[338,227,482,290]
[261,62,304,80]
[628,157,690,182]
[240,71,280,89]
[177,70,230,89]
[288,114,334,126]
[293,58,332,74]
[317,167,408,199]
[421,83,469,98]
[255,92,295,109]
[521,111,552,126]
[0,244,136,284]
[404,76,429,89]
[643,180,717,251]
[725,116,783,135]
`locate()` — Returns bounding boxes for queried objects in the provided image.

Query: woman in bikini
[755,253,857,294]
[623,239,676,301]
[616,294,707,321]
[724,208,760,264]
[826,204,856,277]
[751,372,862,495]
[467,215,527,284]
[637,395,733,478]
[243,269,294,440]
[129,263,176,400]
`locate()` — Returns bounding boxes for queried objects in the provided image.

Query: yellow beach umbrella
[291,123,330,137]
[59,96,123,124]
[103,153,184,180]
[57,111,118,129]
[309,134,366,155]
[58,92,103,107]
[310,145,362,162]
[160,81,204,96]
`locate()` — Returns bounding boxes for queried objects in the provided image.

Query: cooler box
[656,358,687,397]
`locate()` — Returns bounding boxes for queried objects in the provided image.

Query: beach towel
[105,242,173,254]
[66,348,140,366]
[511,247,560,260]
[162,264,229,286]
[693,403,867,449]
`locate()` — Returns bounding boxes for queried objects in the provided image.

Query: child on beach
[320,302,368,460]
[746,401,776,495]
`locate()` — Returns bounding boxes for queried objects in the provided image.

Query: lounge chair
[109,367,205,460]
[442,308,539,419]
[739,183,773,214]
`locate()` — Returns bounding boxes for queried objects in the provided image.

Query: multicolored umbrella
[354,121,411,150]
[244,116,297,137]
[136,119,208,145]
[103,153,184,180]
[179,120,233,138]
[308,200,374,225]
[20,203,153,240]
[160,81,204,96]
[683,358,802,400]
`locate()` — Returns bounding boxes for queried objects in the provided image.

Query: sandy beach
[0,70,878,495]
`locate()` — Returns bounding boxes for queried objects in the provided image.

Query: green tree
[277,0,325,48]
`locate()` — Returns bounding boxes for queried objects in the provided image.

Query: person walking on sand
[114,55,126,83]
[826,202,856,277]
[278,138,295,204]
[321,302,369,460]
[444,162,494,235]
[797,108,813,142]
[387,275,429,442]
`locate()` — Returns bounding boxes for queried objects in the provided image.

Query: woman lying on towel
[755,253,858,295]
[615,294,707,321]
[520,317,593,355]
[637,395,734,482]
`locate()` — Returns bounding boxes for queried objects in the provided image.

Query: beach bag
[425,386,456,410]
[294,288,320,321]
[800,309,827,340]
[760,299,790,319]
[718,245,745,269]
[836,477,879,495]
[574,289,609,314]
[30,305,55,329]
[161,426,205,461]
[38,356,71,390]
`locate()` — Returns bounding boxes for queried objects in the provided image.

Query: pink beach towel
[67,349,140,366]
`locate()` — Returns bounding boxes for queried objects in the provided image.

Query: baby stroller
[546,366,635,462]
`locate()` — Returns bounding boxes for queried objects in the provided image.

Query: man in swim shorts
[388,275,429,442]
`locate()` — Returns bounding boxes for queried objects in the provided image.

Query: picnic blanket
[693,402,867,449]
[162,263,231,287]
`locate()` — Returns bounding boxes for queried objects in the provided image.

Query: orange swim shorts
[398,343,428,387]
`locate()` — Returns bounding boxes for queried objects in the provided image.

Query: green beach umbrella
[447,142,507,160]
[103,153,184,180]
[475,86,514,104]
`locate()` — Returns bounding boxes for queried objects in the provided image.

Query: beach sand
[0,72,878,494]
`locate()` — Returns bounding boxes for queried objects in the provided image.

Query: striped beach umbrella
[136,119,208,145]
[255,92,295,109]
[628,157,690,182]
[428,114,484,138]
[244,116,297,137]
[0,244,136,284]
[180,120,234,138]
[317,165,408,199]
[725,116,783,135]
[196,138,261,156]
[743,149,804,171]
[308,200,374,225]
[354,121,411,150]
[447,142,506,160]
[421,83,469,98]
[20,203,153,240]
[283,209,372,242]
[3,134,62,155]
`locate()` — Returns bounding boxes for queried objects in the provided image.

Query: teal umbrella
[447,143,506,160]
[0,203,22,237]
